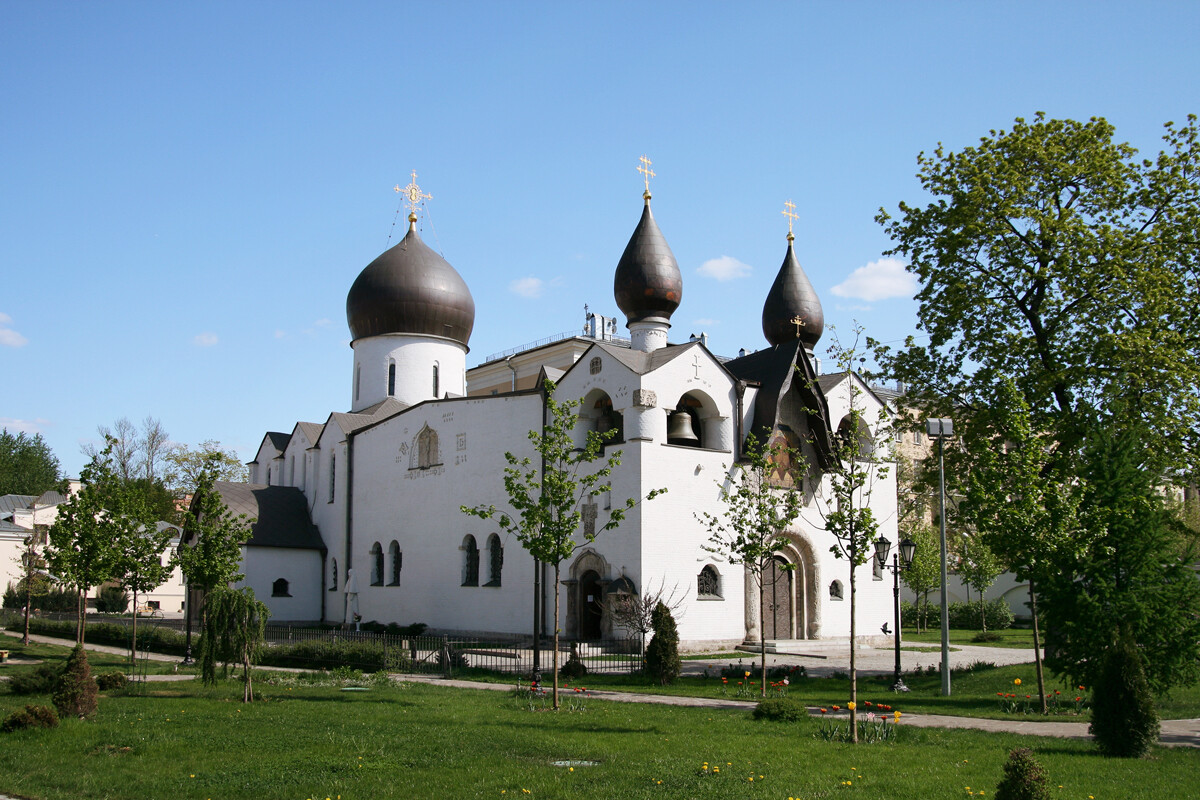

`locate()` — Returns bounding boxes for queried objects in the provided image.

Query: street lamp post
[927,417,954,696]
[874,536,917,692]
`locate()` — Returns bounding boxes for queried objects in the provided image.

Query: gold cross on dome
[399,170,432,216]
[790,315,806,339]
[638,155,655,194]
[782,200,799,237]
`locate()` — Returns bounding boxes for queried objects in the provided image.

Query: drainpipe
[735,381,746,461]
[344,436,354,575]
[506,356,518,392]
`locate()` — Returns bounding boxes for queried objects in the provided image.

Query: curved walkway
[4,630,1197,748]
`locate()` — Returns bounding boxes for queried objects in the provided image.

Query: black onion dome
[762,235,823,348]
[614,196,682,324]
[346,218,475,347]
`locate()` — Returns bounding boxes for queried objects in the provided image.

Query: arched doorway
[579,570,604,640]
[763,556,793,640]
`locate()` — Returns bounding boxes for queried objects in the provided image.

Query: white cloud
[193,332,219,347]
[0,312,27,347]
[509,276,545,298]
[0,417,49,434]
[830,258,916,302]
[698,256,752,282]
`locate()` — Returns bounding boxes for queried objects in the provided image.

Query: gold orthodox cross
[790,315,806,339]
[398,170,432,217]
[638,155,655,194]
[782,200,798,238]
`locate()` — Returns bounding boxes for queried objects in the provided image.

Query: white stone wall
[350,334,467,411]
[239,546,323,622]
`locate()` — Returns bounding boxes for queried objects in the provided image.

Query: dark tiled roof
[589,340,697,376]
[211,482,324,550]
[614,197,682,324]
[266,431,291,453]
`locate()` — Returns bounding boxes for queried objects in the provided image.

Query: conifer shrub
[95,671,129,691]
[8,663,61,695]
[51,645,98,719]
[1090,629,1159,757]
[560,652,588,679]
[752,696,808,723]
[994,748,1050,800]
[95,586,129,614]
[644,601,680,686]
[1,704,59,733]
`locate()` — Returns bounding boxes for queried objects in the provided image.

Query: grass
[902,627,1040,649]
[1,674,1197,800]
[0,639,191,679]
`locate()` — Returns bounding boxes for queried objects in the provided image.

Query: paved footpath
[4,630,1197,748]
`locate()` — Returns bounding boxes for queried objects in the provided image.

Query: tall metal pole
[938,432,951,696]
[891,553,904,690]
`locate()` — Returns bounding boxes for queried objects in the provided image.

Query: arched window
[329,558,338,591]
[485,534,503,587]
[697,565,722,599]
[388,361,396,396]
[272,578,290,597]
[266,467,272,485]
[461,535,479,586]
[667,395,703,447]
[829,580,844,601]
[370,542,384,586]
[388,540,402,586]
[411,425,441,469]
[432,364,440,398]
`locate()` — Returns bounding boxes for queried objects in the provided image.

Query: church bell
[667,410,699,445]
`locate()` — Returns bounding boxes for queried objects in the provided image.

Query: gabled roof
[0,495,36,515]
[34,490,66,507]
[589,339,699,376]
[294,421,325,446]
[266,431,291,453]
[210,481,324,550]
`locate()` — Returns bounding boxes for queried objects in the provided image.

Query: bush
[973,631,1003,643]
[1090,629,1159,757]
[994,748,1050,800]
[1,704,59,733]
[7,618,190,657]
[8,663,61,695]
[560,652,587,679]
[752,697,809,723]
[52,645,98,719]
[257,639,408,672]
[2,582,19,610]
[95,586,129,614]
[902,599,1014,631]
[95,671,128,691]
[644,601,680,686]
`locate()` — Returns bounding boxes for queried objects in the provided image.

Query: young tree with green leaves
[900,522,940,632]
[955,534,1003,631]
[114,520,176,665]
[0,429,62,497]
[177,468,249,670]
[809,325,892,742]
[697,432,802,697]
[15,526,50,645]
[200,586,269,699]
[462,380,664,709]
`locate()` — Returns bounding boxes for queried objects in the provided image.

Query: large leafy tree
[877,114,1200,477]
[462,380,663,709]
[164,440,248,497]
[0,429,62,496]
[697,432,802,697]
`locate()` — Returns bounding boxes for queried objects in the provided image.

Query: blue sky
[3,1,1197,478]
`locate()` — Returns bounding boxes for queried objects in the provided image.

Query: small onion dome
[346,216,475,347]
[614,194,682,324]
[762,234,823,348]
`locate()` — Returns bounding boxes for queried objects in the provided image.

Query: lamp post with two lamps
[927,417,954,696]
[874,536,916,692]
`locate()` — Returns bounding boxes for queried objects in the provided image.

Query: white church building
[223,180,897,650]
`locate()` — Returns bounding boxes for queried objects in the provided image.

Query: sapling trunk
[1028,577,1047,714]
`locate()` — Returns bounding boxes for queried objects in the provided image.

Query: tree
[955,534,1003,631]
[0,429,62,497]
[114,519,176,665]
[15,526,51,645]
[696,432,802,697]
[643,601,681,686]
[899,522,940,632]
[602,579,686,658]
[808,326,893,742]
[200,587,269,701]
[877,114,1200,479]
[462,380,664,709]
[177,469,249,677]
[1090,626,1160,758]
[164,440,248,497]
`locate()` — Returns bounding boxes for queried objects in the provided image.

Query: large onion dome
[614,194,682,324]
[762,233,823,349]
[346,216,475,347]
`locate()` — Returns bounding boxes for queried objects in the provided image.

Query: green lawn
[0,639,192,678]
[2,671,1197,800]
[901,627,1040,649]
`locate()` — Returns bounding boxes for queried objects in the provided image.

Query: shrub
[2,582,19,610]
[1,704,59,733]
[1090,629,1159,757]
[95,671,128,691]
[95,586,129,614]
[752,697,809,723]
[994,748,1050,800]
[8,663,61,695]
[560,652,587,679]
[973,631,1003,643]
[52,645,98,719]
[644,601,680,686]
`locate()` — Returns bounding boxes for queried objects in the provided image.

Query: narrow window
[485,534,503,587]
[388,361,396,397]
[328,454,336,503]
[389,541,402,586]
[432,364,440,398]
[355,364,361,402]
[461,535,479,586]
[272,578,290,597]
[330,558,338,591]
[266,467,271,485]
[370,542,384,586]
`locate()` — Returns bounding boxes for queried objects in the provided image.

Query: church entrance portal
[579,570,603,640]
[763,556,793,640]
